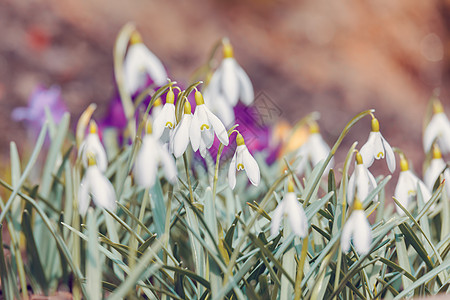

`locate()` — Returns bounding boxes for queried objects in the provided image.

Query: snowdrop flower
[172,101,193,158]
[360,116,396,173]
[424,144,446,191]
[228,133,260,189]
[271,181,308,238]
[134,121,177,188]
[341,199,372,255]
[153,89,176,143]
[124,31,167,95]
[203,90,235,128]
[295,122,333,176]
[347,151,378,206]
[423,100,450,154]
[204,39,254,107]
[151,97,163,120]
[78,153,116,217]
[190,90,229,157]
[394,155,431,215]
[78,121,108,172]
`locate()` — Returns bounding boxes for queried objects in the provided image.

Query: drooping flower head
[172,101,193,158]
[341,198,372,255]
[270,181,308,238]
[295,122,333,176]
[124,31,168,96]
[190,90,229,157]
[424,144,446,191]
[78,120,108,173]
[423,100,450,154]
[394,154,431,215]
[153,88,176,144]
[12,85,67,133]
[347,150,378,206]
[78,153,117,217]
[134,120,177,188]
[360,115,396,173]
[228,132,260,189]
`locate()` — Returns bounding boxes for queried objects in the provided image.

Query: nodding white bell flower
[150,97,163,120]
[347,151,378,206]
[134,121,177,188]
[153,89,176,143]
[78,153,117,217]
[394,156,431,215]
[423,100,450,154]
[270,182,308,238]
[190,90,229,157]
[295,123,334,176]
[341,199,372,255]
[124,31,167,95]
[203,39,254,107]
[424,144,446,191]
[360,117,396,173]
[228,133,260,189]
[172,101,193,158]
[78,121,108,172]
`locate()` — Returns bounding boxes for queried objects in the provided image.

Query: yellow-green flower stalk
[228,132,260,189]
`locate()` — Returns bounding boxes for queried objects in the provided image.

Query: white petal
[424,158,446,191]
[86,166,117,212]
[360,132,377,168]
[381,135,396,173]
[394,171,413,214]
[285,194,308,238]
[124,45,145,94]
[309,134,330,166]
[352,211,372,255]
[80,134,108,173]
[134,136,158,188]
[210,94,235,127]
[189,107,201,152]
[173,115,192,158]
[372,132,385,160]
[153,103,175,140]
[199,139,208,158]
[444,169,450,196]
[202,128,215,149]
[355,165,370,202]
[347,172,356,206]
[341,215,354,253]
[78,176,91,217]
[417,180,432,203]
[236,64,254,105]
[205,107,229,146]
[221,58,240,106]
[158,145,177,184]
[367,169,378,202]
[242,147,260,186]
[228,151,237,189]
[270,201,285,236]
[135,44,167,86]
[423,114,442,153]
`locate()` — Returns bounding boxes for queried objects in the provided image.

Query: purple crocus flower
[12,85,67,132]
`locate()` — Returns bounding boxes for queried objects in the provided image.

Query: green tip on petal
[371,118,380,132]
[236,133,245,146]
[195,91,205,105]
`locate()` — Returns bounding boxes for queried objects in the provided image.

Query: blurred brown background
[0,0,449,176]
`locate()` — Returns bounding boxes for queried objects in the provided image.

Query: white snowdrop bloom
[341,199,372,255]
[203,90,235,128]
[78,154,117,217]
[394,156,432,215]
[360,117,396,173]
[150,97,163,120]
[78,121,108,172]
[270,182,308,238]
[424,145,446,191]
[347,151,378,206]
[295,123,334,176]
[134,121,177,188]
[203,40,254,107]
[228,133,260,189]
[423,101,450,154]
[153,89,176,143]
[190,90,229,157]
[124,31,167,95]
[172,101,193,158]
